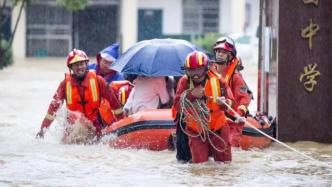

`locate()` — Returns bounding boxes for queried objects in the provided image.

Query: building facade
[11,0,258,59]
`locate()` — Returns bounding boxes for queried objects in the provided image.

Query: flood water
[0,59,331,187]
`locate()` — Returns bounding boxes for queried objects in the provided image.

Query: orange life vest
[99,80,133,126]
[224,57,239,85]
[224,58,249,115]
[65,71,101,123]
[98,99,114,126]
[110,80,134,106]
[185,71,227,133]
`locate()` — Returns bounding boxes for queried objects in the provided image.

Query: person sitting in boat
[123,76,171,116]
[166,76,176,106]
[88,42,124,84]
[36,49,124,143]
[99,80,134,125]
[172,51,235,163]
[88,43,125,126]
[212,37,252,147]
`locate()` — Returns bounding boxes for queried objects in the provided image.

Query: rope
[220,99,332,168]
[179,90,227,153]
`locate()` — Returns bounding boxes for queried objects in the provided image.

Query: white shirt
[124,76,170,115]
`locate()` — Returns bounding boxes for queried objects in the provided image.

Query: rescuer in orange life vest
[36,49,124,143]
[212,36,252,147]
[172,51,235,163]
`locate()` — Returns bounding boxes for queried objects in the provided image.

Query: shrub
[192,33,222,56]
[0,39,13,69]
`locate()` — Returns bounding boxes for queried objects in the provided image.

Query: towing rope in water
[220,99,332,168]
[179,90,227,153]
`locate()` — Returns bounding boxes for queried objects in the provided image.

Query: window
[183,0,219,34]
[26,2,72,57]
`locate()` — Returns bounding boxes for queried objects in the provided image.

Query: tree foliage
[56,0,88,11]
[192,33,221,55]
[0,0,27,68]
[0,39,13,69]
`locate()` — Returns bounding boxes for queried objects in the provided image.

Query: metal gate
[73,4,119,56]
[26,0,120,57]
[26,1,72,57]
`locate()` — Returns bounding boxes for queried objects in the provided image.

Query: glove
[190,86,205,99]
[215,96,226,105]
[236,109,246,117]
[36,128,45,139]
[234,115,246,124]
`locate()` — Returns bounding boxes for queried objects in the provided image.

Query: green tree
[56,0,88,11]
[0,0,27,69]
[192,33,221,55]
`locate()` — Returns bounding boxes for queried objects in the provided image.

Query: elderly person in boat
[88,42,124,83]
[123,76,171,115]
[87,43,127,126]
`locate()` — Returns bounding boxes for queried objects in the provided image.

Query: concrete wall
[245,0,259,34]
[220,0,246,34]
[11,1,26,61]
[231,0,245,33]
[120,0,138,51]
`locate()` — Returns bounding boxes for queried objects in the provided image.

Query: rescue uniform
[214,57,251,147]
[41,71,124,138]
[173,70,235,163]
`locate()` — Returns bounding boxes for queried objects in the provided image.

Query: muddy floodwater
[0,59,331,186]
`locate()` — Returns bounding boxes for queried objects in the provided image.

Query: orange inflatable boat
[240,116,275,150]
[102,109,175,151]
[103,109,275,151]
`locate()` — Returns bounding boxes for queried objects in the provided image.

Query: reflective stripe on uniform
[66,82,72,104]
[189,79,194,90]
[121,89,126,105]
[112,108,123,115]
[45,113,55,120]
[89,78,98,102]
[224,75,229,83]
[210,77,219,103]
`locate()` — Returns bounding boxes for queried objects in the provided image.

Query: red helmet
[213,42,237,57]
[184,51,208,70]
[215,36,235,46]
[67,49,89,67]
[213,36,237,56]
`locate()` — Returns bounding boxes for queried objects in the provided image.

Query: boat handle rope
[221,99,332,169]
